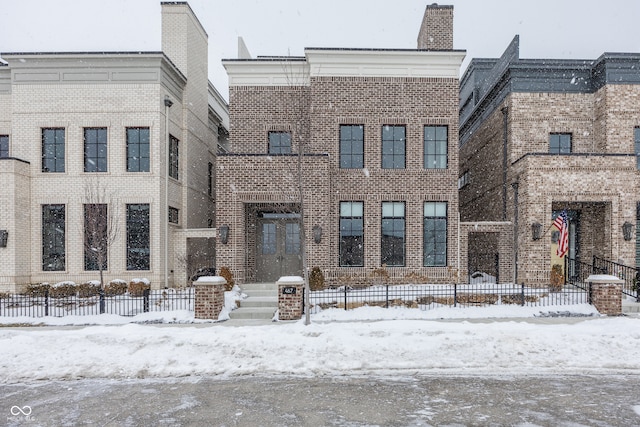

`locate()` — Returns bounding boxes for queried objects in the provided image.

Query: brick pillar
[587,275,623,316]
[277,276,304,321]
[194,276,227,320]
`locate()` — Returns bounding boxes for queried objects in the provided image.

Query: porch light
[531,222,542,240]
[219,225,229,244]
[622,222,634,241]
[0,230,7,247]
[313,225,322,244]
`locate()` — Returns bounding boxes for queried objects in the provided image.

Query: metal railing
[310,283,589,311]
[0,288,194,318]
[592,256,638,298]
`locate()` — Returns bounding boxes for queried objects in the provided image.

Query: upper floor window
[634,127,640,169]
[208,162,214,197]
[127,127,150,172]
[458,171,470,189]
[340,125,364,168]
[42,128,65,172]
[169,135,179,180]
[549,133,572,154]
[268,131,292,154]
[382,125,405,169]
[340,201,364,267]
[381,202,405,267]
[84,128,107,172]
[424,126,448,169]
[0,135,8,158]
[168,206,179,224]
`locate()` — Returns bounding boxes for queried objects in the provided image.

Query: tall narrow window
[42,204,65,271]
[42,128,65,172]
[382,125,405,169]
[168,206,179,224]
[169,135,179,180]
[84,127,108,172]
[208,162,213,197]
[424,125,448,169]
[84,204,108,271]
[0,135,8,158]
[635,127,640,169]
[340,125,364,168]
[285,222,301,255]
[268,131,292,154]
[549,133,572,154]
[127,204,150,270]
[424,202,447,267]
[127,127,150,172]
[340,202,364,266]
[381,202,405,266]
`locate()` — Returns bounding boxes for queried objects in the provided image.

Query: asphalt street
[3,374,640,426]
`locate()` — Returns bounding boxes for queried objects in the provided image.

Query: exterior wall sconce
[0,230,7,247]
[219,225,229,244]
[531,222,542,240]
[623,221,634,241]
[313,225,322,244]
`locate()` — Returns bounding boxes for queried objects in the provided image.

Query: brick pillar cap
[277,276,304,286]
[194,276,227,285]
[586,274,624,284]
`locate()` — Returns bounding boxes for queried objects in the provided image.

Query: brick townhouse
[216,5,470,286]
[0,2,228,291]
[459,35,640,285]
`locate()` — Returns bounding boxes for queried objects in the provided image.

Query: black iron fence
[591,256,638,298]
[310,283,589,311]
[0,288,194,318]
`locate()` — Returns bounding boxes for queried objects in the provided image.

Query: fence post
[45,288,49,317]
[143,288,150,313]
[385,285,389,309]
[344,285,348,311]
[521,283,525,306]
[99,288,105,314]
[454,283,457,307]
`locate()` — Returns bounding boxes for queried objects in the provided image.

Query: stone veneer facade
[459,36,640,285]
[0,2,228,291]
[217,5,467,286]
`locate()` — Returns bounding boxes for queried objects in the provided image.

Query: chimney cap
[426,3,453,8]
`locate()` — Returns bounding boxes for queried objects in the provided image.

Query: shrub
[26,283,50,297]
[309,267,325,291]
[219,266,234,291]
[128,279,151,297]
[104,280,127,297]
[550,264,564,292]
[78,282,100,298]
[49,281,77,299]
[369,266,390,286]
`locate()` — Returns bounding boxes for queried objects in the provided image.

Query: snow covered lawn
[1,311,639,383]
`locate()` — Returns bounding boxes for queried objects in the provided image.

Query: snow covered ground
[1,301,639,384]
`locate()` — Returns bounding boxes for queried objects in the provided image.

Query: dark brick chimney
[417,3,454,50]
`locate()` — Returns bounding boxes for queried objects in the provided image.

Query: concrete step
[240,297,278,308]
[241,283,278,291]
[243,289,277,298]
[229,306,277,320]
[622,300,640,313]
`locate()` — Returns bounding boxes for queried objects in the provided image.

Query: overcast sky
[1,0,639,101]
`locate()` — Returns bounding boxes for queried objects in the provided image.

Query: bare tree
[84,178,120,288]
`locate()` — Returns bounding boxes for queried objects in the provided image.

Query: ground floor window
[84,204,108,271]
[127,204,150,270]
[424,202,447,266]
[381,202,405,266]
[42,204,65,271]
[340,201,364,266]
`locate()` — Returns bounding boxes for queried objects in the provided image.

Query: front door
[256,213,302,282]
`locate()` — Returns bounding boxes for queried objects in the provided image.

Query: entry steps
[229,282,278,320]
[622,299,640,314]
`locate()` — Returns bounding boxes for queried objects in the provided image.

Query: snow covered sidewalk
[1,314,639,383]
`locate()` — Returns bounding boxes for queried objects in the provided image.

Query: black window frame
[339,201,364,267]
[0,135,8,158]
[168,206,179,224]
[42,204,66,271]
[169,135,179,180]
[268,131,292,155]
[381,201,406,267]
[424,125,448,169]
[423,202,447,267]
[84,127,108,172]
[126,127,150,172]
[208,161,213,197]
[382,125,406,169]
[84,203,108,271]
[549,133,572,154]
[126,203,150,271]
[42,128,65,173]
[339,125,364,169]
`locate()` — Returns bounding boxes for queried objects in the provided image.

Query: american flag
[554,210,569,258]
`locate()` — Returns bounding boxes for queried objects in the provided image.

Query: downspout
[501,106,509,221]
[511,181,519,284]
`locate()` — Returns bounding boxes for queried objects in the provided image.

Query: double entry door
[255,213,302,282]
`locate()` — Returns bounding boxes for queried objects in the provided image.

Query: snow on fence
[309,283,590,311]
[0,288,194,318]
